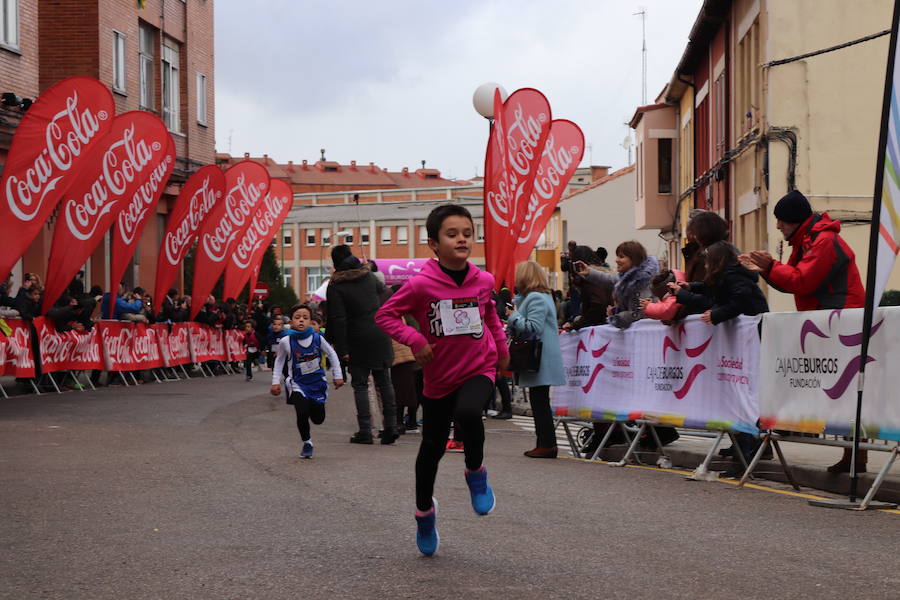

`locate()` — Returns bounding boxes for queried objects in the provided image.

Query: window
[283,269,292,289]
[112,31,126,92]
[1,0,18,48]
[162,39,180,132]
[658,138,672,194]
[360,227,370,245]
[321,228,331,246]
[306,229,316,246]
[306,267,328,292]
[397,226,408,244]
[380,226,391,244]
[139,24,155,109]
[476,223,485,242]
[342,230,353,244]
[418,225,427,244]
[283,230,292,247]
[196,73,207,125]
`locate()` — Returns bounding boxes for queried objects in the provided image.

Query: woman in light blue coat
[507,261,565,458]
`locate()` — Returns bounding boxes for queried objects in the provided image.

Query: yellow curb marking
[558,455,900,515]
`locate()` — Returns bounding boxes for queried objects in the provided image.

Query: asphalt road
[1,373,897,600]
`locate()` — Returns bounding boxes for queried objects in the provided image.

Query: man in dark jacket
[740,189,866,472]
[326,245,398,444]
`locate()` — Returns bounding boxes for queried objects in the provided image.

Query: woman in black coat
[326,246,397,444]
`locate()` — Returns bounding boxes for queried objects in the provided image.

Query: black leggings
[291,392,326,441]
[415,375,493,511]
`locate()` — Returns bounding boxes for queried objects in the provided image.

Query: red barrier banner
[0,77,115,281]
[153,165,226,304]
[166,323,193,366]
[222,178,293,300]
[0,318,36,378]
[225,329,246,362]
[97,321,163,371]
[41,111,174,313]
[484,88,551,288]
[33,316,103,373]
[190,162,269,318]
[188,322,227,362]
[108,134,175,315]
[506,119,585,286]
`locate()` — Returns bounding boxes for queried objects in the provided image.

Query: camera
[560,252,571,273]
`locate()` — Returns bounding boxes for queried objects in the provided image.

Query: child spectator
[270,304,343,459]
[266,316,287,370]
[376,204,509,556]
[241,320,261,381]
[640,269,688,324]
[673,241,769,325]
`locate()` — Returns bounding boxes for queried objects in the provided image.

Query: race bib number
[248,346,258,353]
[439,298,482,336]
[299,356,320,375]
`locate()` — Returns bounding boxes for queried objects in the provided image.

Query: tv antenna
[634,8,647,105]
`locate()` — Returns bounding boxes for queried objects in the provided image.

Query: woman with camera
[506,261,565,459]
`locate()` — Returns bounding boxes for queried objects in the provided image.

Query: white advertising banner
[759,307,900,441]
[554,315,761,434]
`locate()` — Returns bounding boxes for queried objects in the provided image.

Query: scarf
[285,326,314,340]
[613,256,659,308]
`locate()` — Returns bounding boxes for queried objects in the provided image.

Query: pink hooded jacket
[376,259,508,398]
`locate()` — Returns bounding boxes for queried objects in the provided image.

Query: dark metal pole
[851,0,900,502]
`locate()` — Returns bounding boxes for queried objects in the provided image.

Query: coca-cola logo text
[201,174,267,262]
[231,191,291,269]
[6,92,109,221]
[117,154,174,245]
[163,176,220,265]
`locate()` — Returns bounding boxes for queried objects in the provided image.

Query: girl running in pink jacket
[376,204,509,556]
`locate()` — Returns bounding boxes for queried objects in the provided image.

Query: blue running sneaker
[465,466,496,515]
[415,498,439,556]
[301,441,313,459]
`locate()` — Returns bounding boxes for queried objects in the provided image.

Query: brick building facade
[0,0,214,298]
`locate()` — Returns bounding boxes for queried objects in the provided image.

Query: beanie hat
[331,244,353,269]
[773,190,812,224]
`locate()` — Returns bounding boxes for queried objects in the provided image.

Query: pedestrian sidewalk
[510,403,900,504]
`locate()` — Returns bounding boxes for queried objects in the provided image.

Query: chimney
[369,162,377,173]
[288,160,294,172]
[302,159,309,170]
[350,160,357,171]
[243,152,250,159]
[402,167,409,176]
[263,154,269,165]
[591,166,610,181]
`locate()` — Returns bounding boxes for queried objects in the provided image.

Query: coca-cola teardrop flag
[40,111,173,313]
[0,77,114,280]
[222,178,293,300]
[483,88,508,288]
[152,164,226,309]
[484,88,552,289]
[505,119,585,286]
[108,133,175,316]
[189,161,269,318]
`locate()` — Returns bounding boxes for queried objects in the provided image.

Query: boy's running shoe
[301,441,313,459]
[415,498,439,556]
[464,466,496,515]
[446,440,464,452]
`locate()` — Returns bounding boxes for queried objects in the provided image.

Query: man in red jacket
[740,189,866,472]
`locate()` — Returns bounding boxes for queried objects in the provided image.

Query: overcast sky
[215,0,703,180]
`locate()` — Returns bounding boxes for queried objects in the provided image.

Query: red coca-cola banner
[225,329,246,362]
[0,77,115,281]
[222,178,293,300]
[167,322,193,366]
[153,165,226,305]
[0,318,36,377]
[33,316,103,372]
[96,320,163,371]
[247,263,262,306]
[484,88,552,288]
[108,134,176,316]
[187,322,227,362]
[41,111,173,313]
[507,119,585,285]
[190,161,270,318]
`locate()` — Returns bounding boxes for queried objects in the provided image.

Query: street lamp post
[318,230,352,296]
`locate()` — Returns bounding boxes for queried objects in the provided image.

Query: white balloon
[472,82,508,119]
